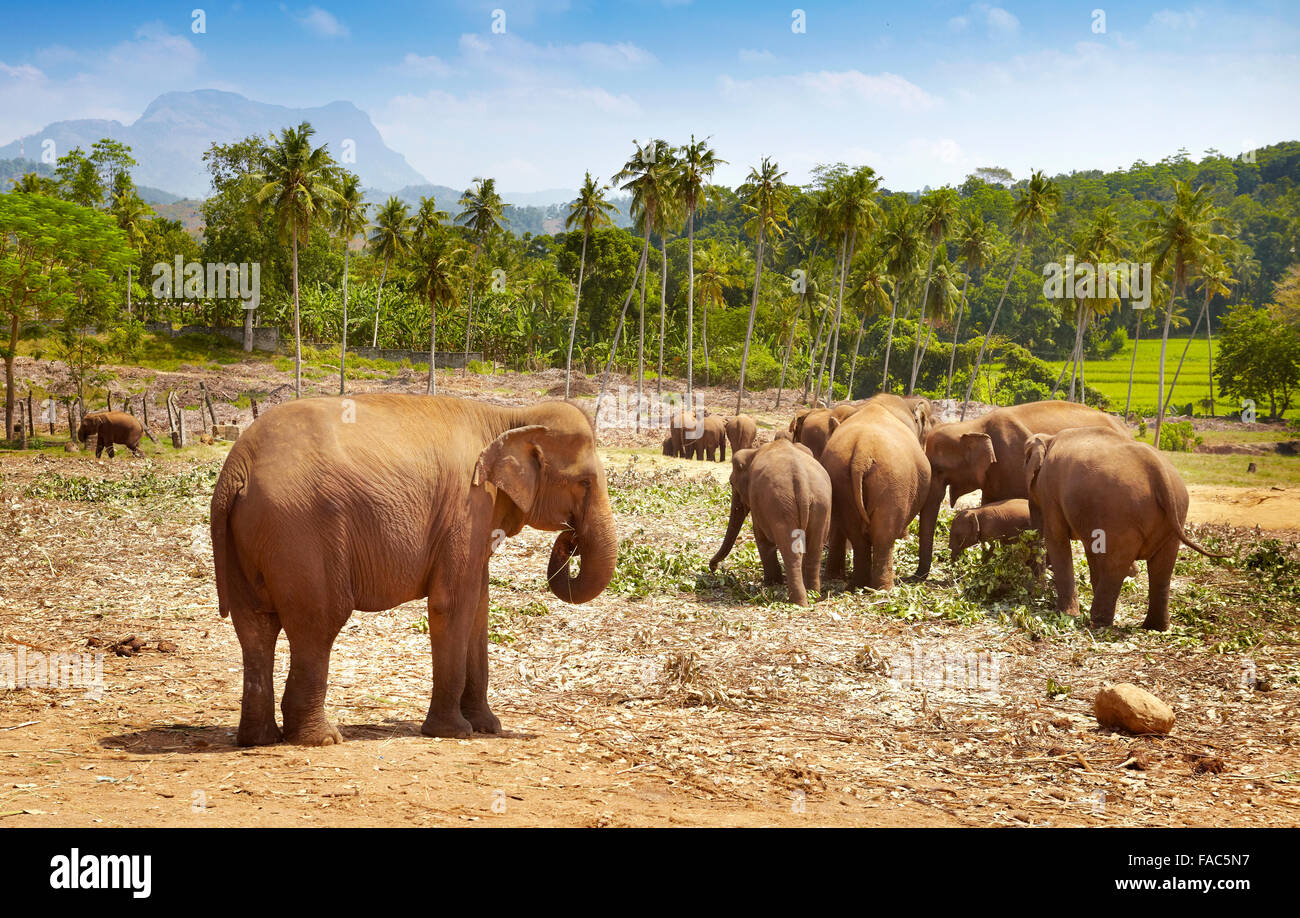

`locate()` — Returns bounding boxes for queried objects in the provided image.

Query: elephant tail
[850,454,876,526]
[1154,467,1229,559]
[211,458,253,618]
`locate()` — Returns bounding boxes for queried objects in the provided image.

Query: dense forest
[4,130,1300,442]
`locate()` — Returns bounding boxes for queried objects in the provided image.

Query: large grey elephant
[211,395,617,745]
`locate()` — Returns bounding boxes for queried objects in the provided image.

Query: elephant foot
[463,706,502,735]
[421,712,474,739]
[1140,614,1170,632]
[283,720,343,746]
[236,720,283,747]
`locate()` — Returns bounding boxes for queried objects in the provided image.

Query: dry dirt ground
[1,363,1298,827]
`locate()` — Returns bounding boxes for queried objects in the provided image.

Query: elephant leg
[847,529,873,590]
[780,545,808,606]
[1085,549,1127,628]
[825,518,847,581]
[803,522,826,599]
[718,441,726,462]
[106,444,116,458]
[869,535,896,591]
[94,442,104,458]
[421,574,477,738]
[460,566,501,734]
[280,610,347,746]
[230,606,283,746]
[755,529,783,586]
[1141,540,1178,632]
[1044,525,1078,616]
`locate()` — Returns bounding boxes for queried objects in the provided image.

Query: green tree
[367,196,412,349]
[456,177,506,368]
[254,121,340,397]
[879,203,924,392]
[563,172,616,397]
[909,187,959,393]
[332,171,368,392]
[409,229,464,394]
[1216,303,1300,419]
[110,189,153,318]
[735,156,791,413]
[961,170,1061,417]
[946,212,994,398]
[676,135,725,398]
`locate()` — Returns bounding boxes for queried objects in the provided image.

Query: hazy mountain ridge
[0,90,428,199]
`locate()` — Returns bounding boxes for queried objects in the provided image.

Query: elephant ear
[1023,434,1051,493]
[791,410,812,441]
[827,416,840,435]
[473,425,547,514]
[912,401,932,440]
[961,432,997,482]
[730,448,757,491]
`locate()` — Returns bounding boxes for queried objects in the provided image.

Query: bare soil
[1,361,1297,827]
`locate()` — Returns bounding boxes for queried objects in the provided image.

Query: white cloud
[296,6,349,39]
[984,6,1021,37]
[399,53,452,78]
[1150,8,1204,30]
[719,70,940,112]
[738,48,777,64]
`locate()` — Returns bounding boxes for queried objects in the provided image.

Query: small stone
[1094,683,1175,735]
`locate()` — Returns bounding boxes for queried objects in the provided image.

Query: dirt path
[2,448,1297,828]
[1187,485,1300,533]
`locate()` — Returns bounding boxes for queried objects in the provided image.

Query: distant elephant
[822,394,932,576]
[709,439,832,606]
[790,408,837,458]
[211,395,617,746]
[669,408,700,458]
[819,399,930,590]
[662,436,677,457]
[724,414,757,454]
[78,411,146,458]
[1024,426,1223,630]
[914,400,1127,580]
[686,414,727,461]
[948,498,1033,562]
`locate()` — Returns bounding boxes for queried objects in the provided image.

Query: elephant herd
[209,391,1220,747]
[700,397,1221,636]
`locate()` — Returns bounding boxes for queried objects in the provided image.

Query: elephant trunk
[546,490,617,604]
[709,489,749,570]
[914,477,946,580]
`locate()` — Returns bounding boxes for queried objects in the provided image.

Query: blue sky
[1,1,1297,192]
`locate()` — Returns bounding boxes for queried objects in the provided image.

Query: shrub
[1158,419,1202,452]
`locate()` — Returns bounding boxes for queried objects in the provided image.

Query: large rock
[1094,683,1175,735]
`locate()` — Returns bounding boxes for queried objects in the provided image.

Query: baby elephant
[1025,426,1225,630]
[709,439,832,606]
[948,499,1033,562]
[78,411,146,458]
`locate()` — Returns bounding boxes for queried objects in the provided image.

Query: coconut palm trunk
[292,225,302,398]
[1153,275,1181,449]
[371,256,390,348]
[462,247,481,373]
[945,273,971,399]
[961,235,1025,419]
[908,242,939,394]
[686,211,696,401]
[564,229,589,399]
[657,242,667,402]
[595,231,650,430]
[736,231,766,414]
[339,241,350,394]
[880,281,904,393]
[812,239,846,404]
[1124,310,1142,420]
[427,293,438,395]
[636,246,647,433]
[1164,298,1208,413]
[1206,309,1215,417]
[824,229,856,407]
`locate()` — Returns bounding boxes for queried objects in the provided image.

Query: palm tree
[110,190,152,321]
[946,212,994,398]
[735,156,791,413]
[777,214,821,408]
[961,170,1061,418]
[410,230,463,394]
[843,246,892,398]
[332,172,368,393]
[654,164,683,403]
[1165,250,1233,413]
[908,187,959,394]
[1124,289,1162,420]
[456,177,506,370]
[821,167,880,405]
[1140,180,1219,448]
[1056,208,1123,402]
[913,252,962,387]
[563,172,615,397]
[879,203,924,392]
[694,245,730,389]
[596,139,671,425]
[676,136,725,401]
[412,195,448,244]
[367,196,412,350]
[254,121,340,398]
